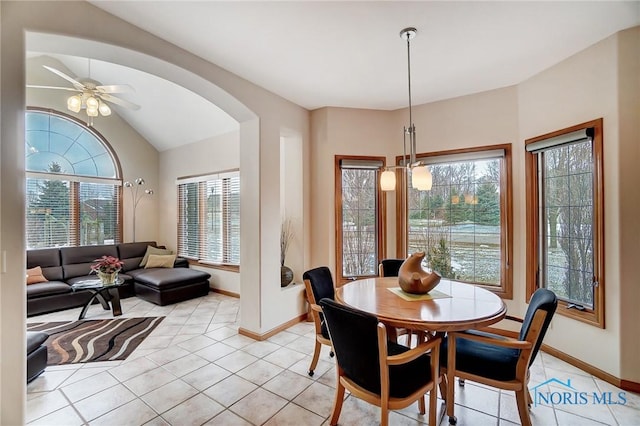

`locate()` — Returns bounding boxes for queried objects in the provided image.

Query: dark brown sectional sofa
[27,241,211,317]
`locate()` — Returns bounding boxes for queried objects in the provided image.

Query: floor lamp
[124,177,153,242]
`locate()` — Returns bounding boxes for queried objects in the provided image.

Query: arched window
[25,108,122,248]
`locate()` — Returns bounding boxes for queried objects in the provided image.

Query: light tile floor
[27,293,640,425]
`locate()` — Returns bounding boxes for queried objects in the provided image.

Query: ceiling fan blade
[96,84,135,94]
[100,93,141,111]
[43,65,85,90]
[27,84,79,92]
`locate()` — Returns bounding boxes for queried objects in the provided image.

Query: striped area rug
[27,317,164,365]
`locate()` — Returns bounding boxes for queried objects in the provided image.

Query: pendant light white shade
[381,170,396,191]
[411,165,432,191]
[380,27,432,193]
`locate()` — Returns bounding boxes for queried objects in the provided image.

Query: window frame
[335,155,387,285]
[25,108,123,248]
[176,170,240,272]
[525,118,604,328]
[396,144,513,299]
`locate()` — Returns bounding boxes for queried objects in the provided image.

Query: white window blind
[177,171,240,266]
[26,177,120,248]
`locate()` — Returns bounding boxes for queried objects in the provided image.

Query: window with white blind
[177,171,240,267]
[25,109,122,248]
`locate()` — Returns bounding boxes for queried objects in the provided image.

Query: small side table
[71,278,125,320]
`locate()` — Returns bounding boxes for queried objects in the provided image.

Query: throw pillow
[139,246,173,267]
[145,254,177,269]
[26,266,48,285]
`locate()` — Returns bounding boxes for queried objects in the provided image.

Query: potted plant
[91,255,124,285]
[280,218,294,287]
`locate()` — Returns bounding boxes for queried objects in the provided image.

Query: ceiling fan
[27,65,140,124]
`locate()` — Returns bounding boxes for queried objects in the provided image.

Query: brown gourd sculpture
[398,251,441,294]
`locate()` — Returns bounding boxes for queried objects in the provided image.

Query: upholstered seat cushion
[27,331,49,354]
[440,330,520,381]
[132,268,211,290]
[385,341,434,398]
[26,281,71,298]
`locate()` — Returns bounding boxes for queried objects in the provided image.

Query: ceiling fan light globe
[85,96,99,109]
[86,106,99,117]
[67,95,82,113]
[98,101,111,116]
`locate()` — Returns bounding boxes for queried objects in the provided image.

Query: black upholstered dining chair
[378,258,404,279]
[441,288,557,426]
[302,266,335,377]
[379,258,424,346]
[320,298,441,426]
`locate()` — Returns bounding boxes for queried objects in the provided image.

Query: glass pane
[26,178,71,248]
[341,168,378,276]
[408,155,503,285]
[540,140,595,306]
[25,110,116,178]
[178,182,200,258]
[79,183,119,245]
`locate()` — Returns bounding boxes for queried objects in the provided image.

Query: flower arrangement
[90,255,124,274]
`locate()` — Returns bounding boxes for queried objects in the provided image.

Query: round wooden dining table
[335,277,507,333]
[335,276,507,424]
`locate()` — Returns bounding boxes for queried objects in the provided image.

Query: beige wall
[158,131,241,294]
[616,26,640,384]
[309,107,396,274]
[518,33,623,377]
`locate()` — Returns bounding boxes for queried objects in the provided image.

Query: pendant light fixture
[381,27,432,192]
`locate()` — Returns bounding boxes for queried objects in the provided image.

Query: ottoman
[27,331,48,383]
[133,268,211,306]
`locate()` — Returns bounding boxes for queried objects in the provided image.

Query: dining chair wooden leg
[526,388,533,406]
[429,386,437,426]
[446,335,457,424]
[308,340,321,376]
[438,374,448,402]
[418,394,426,415]
[329,378,346,425]
[515,389,532,426]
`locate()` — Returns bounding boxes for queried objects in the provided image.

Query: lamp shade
[411,165,432,191]
[380,170,396,191]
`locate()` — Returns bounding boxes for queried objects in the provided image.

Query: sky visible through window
[25,111,116,177]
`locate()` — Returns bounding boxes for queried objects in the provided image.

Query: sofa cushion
[27,266,49,285]
[117,241,157,272]
[27,248,63,281]
[134,268,211,291]
[139,246,173,267]
[61,245,118,279]
[145,254,177,269]
[26,281,71,298]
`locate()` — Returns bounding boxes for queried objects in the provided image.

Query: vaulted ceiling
[28,1,640,151]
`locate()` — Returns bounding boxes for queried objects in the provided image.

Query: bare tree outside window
[341,168,378,276]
